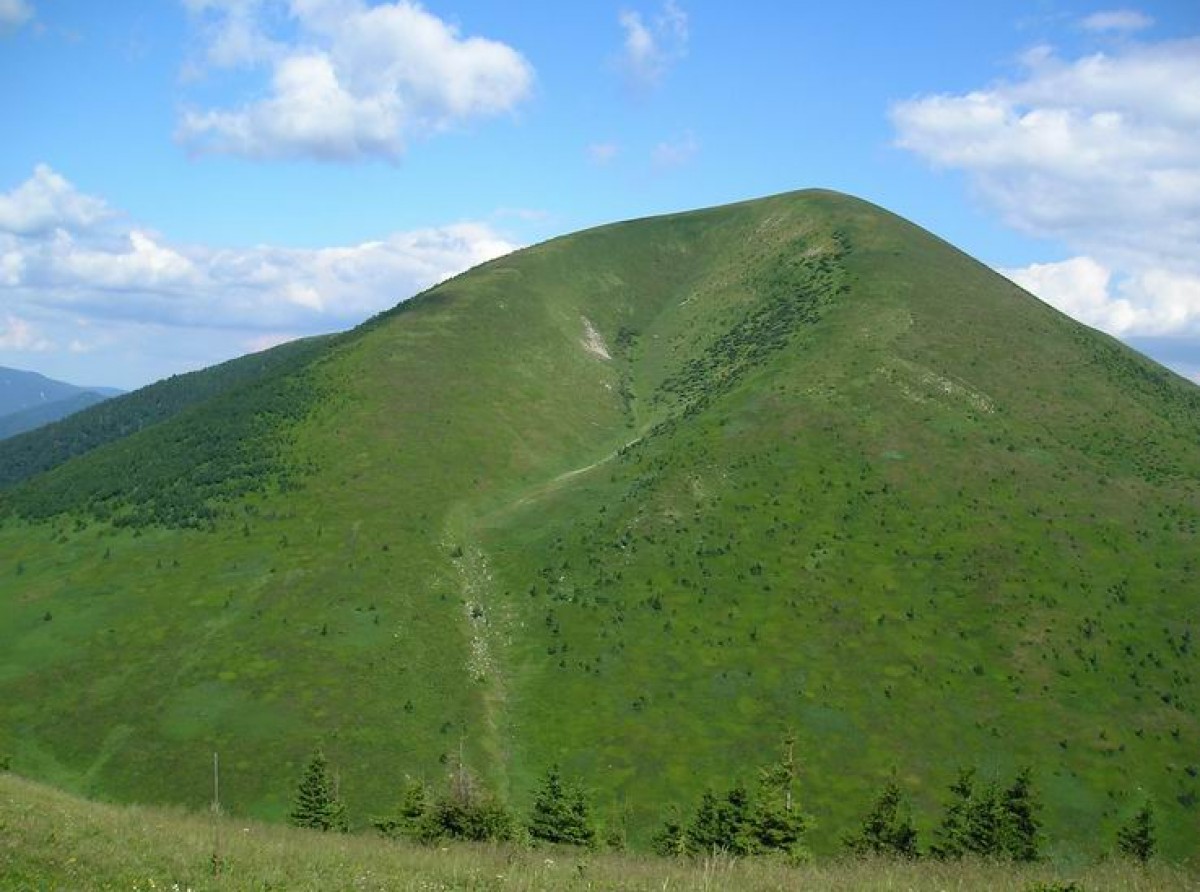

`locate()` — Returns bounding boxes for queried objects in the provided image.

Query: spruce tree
[843,779,918,858]
[930,767,975,858]
[719,784,755,855]
[964,779,1002,857]
[568,786,596,847]
[749,734,808,859]
[652,806,689,856]
[687,786,753,855]
[329,790,349,834]
[1116,799,1156,862]
[998,766,1041,861]
[687,790,724,853]
[372,776,429,839]
[289,749,348,832]
[398,776,429,833]
[527,765,596,846]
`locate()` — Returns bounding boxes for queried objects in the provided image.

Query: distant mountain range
[0,367,123,440]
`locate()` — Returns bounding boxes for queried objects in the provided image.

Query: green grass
[2,773,1194,891]
[0,190,1197,859]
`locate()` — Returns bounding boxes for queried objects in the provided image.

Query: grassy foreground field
[1,774,1194,891]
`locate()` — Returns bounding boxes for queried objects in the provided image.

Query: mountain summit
[1,191,1196,855]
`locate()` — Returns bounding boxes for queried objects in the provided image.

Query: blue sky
[1,0,1197,389]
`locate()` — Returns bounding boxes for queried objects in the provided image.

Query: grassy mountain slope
[0,335,332,493]
[0,191,1196,858]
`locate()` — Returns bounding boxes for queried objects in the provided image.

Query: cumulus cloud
[178,0,534,161]
[0,165,518,384]
[1080,9,1154,34]
[1004,257,1200,338]
[892,36,1200,345]
[0,164,110,235]
[49,230,199,293]
[618,0,688,90]
[0,0,33,31]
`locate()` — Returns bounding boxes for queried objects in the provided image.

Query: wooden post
[211,751,222,875]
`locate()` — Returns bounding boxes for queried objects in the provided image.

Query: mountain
[0,366,113,417]
[0,190,1196,858]
[0,366,122,440]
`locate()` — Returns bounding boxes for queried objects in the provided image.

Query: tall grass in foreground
[2,774,1195,891]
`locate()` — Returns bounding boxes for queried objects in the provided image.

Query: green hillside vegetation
[0,190,1197,861]
[0,334,332,494]
[2,772,1194,891]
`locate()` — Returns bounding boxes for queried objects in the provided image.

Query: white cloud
[0,246,23,285]
[1003,256,1126,330]
[0,0,33,31]
[180,51,406,160]
[892,36,1200,343]
[179,0,534,161]
[181,0,280,70]
[13,219,516,328]
[188,222,519,327]
[1005,257,1200,338]
[1081,9,1154,34]
[0,164,110,235]
[588,142,620,165]
[652,131,698,169]
[242,331,300,354]
[618,1,688,90]
[48,230,199,292]
[0,165,519,385]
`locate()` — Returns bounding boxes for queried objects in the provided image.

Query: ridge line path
[487,433,645,524]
